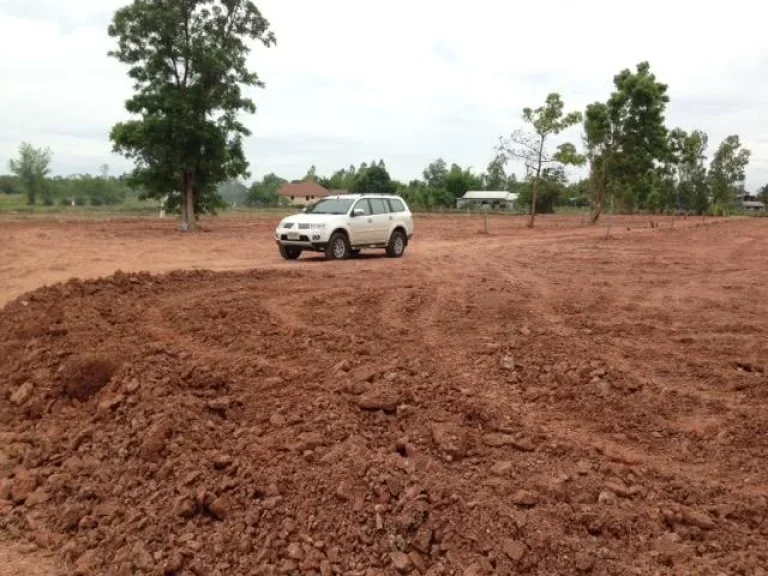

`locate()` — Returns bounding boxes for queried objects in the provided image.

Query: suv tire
[386,230,407,258]
[279,245,302,260]
[325,232,350,260]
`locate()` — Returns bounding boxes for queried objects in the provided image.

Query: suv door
[347,198,374,245]
[367,197,393,244]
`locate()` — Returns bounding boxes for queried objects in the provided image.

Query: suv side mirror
[352,208,365,217]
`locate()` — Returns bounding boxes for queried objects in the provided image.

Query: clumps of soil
[1,269,767,575]
[58,355,116,401]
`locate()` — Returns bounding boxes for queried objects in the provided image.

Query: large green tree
[107,0,276,231]
[351,162,396,195]
[8,142,53,206]
[708,135,751,214]
[497,93,584,227]
[422,158,449,190]
[246,172,286,206]
[584,62,670,221]
[483,155,507,191]
[444,163,483,200]
[319,165,357,191]
[668,128,709,213]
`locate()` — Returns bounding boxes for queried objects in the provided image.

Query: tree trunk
[179,171,196,232]
[528,177,539,228]
[185,180,196,231]
[590,199,603,224]
[528,139,545,229]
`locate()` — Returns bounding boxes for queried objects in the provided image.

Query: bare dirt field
[1,213,767,575]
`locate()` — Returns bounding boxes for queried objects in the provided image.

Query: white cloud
[0,0,766,188]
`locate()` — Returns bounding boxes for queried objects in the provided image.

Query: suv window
[369,198,390,215]
[352,198,372,216]
[387,198,405,212]
[305,198,355,214]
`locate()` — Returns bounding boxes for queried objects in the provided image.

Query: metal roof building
[457,190,519,209]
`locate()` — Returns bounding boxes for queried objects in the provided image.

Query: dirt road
[1,214,767,574]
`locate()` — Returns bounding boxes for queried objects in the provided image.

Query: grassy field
[0,192,162,219]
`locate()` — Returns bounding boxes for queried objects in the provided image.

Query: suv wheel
[325,232,350,260]
[279,245,302,260]
[386,230,407,258]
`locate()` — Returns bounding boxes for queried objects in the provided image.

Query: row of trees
[3,142,129,206]
[212,58,765,225]
[495,61,757,226]
[238,157,585,213]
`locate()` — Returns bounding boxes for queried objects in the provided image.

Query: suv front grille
[297,223,311,230]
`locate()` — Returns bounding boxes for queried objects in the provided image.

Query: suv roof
[323,192,401,199]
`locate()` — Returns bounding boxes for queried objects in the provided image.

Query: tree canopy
[107,0,276,230]
[497,93,584,227]
[8,142,52,205]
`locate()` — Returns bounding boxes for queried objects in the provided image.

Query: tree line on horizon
[1,1,765,226]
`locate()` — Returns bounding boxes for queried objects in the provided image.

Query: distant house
[278,180,330,207]
[456,190,519,210]
[736,191,766,212]
[741,200,766,212]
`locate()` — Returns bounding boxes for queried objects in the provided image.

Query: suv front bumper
[275,231,329,252]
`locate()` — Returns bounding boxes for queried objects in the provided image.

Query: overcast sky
[0,0,766,189]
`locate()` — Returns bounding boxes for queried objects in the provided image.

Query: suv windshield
[305,198,355,215]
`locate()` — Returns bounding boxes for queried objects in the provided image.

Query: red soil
[1,214,767,575]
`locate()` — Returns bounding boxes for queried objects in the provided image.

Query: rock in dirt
[10,471,38,504]
[502,539,526,562]
[490,461,514,476]
[604,480,641,499]
[512,490,537,508]
[125,378,141,394]
[681,508,715,530]
[412,525,433,553]
[575,552,594,572]
[163,551,184,574]
[285,542,304,560]
[10,381,34,406]
[500,356,517,371]
[25,488,50,507]
[463,563,486,576]
[132,542,154,571]
[357,387,402,412]
[430,422,468,460]
[598,490,617,506]
[97,395,124,413]
[482,433,535,452]
[75,549,102,575]
[0,479,11,500]
[391,551,413,573]
[139,420,171,462]
[175,496,197,519]
[212,453,233,469]
[208,495,232,520]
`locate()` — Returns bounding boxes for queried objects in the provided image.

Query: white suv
[275,193,414,260]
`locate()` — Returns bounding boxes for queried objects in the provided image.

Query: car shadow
[295,252,393,263]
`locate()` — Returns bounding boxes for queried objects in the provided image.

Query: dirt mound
[1,262,767,575]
